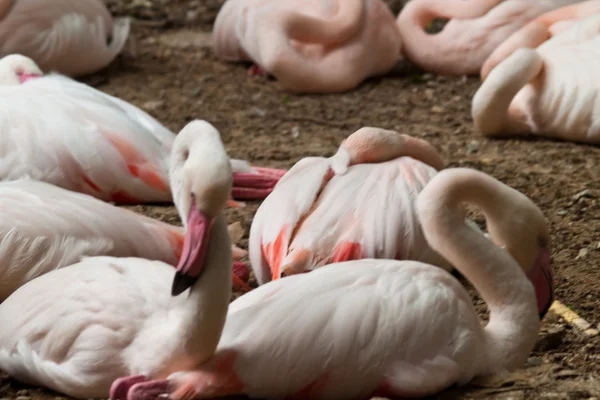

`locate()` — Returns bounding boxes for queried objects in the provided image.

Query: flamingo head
[485,189,554,319]
[330,127,444,175]
[169,120,233,296]
[0,54,43,85]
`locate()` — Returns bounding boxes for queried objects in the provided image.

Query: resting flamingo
[212,0,402,93]
[481,0,600,79]
[249,126,454,284]
[0,178,251,302]
[0,120,239,399]
[473,13,600,144]
[396,0,585,75]
[0,0,129,77]
[0,54,285,203]
[110,167,554,400]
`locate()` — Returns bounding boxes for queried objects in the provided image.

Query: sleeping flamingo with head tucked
[0,54,285,204]
[212,0,402,93]
[481,0,600,79]
[0,177,251,302]
[109,167,554,400]
[0,0,129,77]
[0,120,239,399]
[396,0,585,75]
[249,126,453,285]
[473,12,600,144]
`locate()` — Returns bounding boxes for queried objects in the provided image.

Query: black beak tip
[171,272,198,297]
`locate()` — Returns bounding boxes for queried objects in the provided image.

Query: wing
[248,156,329,284]
[0,256,178,398]
[221,260,483,399]
[0,78,172,203]
[0,0,130,76]
[0,180,182,300]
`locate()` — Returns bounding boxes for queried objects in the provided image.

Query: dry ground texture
[2,0,600,399]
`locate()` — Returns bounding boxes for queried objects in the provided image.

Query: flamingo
[481,0,600,79]
[109,167,554,400]
[472,13,600,144]
[396,0,585,76]
[249,126,454,285]
[212,0,402,93]
[0,0,129,77]
[0,178,251,302]
[0,120,238,399]
[0,54,286,203]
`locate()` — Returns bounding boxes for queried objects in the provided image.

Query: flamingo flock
[7,0,600,398]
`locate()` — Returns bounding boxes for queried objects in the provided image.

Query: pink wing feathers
[0,75,173,203]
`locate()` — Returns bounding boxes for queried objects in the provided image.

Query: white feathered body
[0,0,130,76]
[249,155,451,284]
[0,74,175,203]
[0,257,203,399]
[0,180,182,300]
[510,14,600,142]
[200,260,485,399]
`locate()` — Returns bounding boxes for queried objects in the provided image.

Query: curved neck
[178,215,232,365]
[418,169,540,371]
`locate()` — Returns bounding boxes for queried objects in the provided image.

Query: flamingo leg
[248,64,269,77]
[127,379,170,400]
[169,352,245,400]
[231,167,287,200]
[110,375,151,400]
[232,261,252,292]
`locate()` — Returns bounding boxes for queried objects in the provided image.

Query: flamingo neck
[178,215,232,364]
[418,169,540,372]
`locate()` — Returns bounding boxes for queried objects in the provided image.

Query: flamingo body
[0,0,129,76]
[0,179,183,301]
[0,55,286,203]
[249,127,450,284]
[212,0,402,93]
[0,120,236,399]
[111,168,554,400]
[473,13,600,143]
[397,0,585,75]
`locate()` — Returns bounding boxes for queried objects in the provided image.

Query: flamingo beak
[526,245,554,320]
[171,201,215,296]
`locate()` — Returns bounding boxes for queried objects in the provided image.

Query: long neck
[418,169,540,372]
[178,215,232,364]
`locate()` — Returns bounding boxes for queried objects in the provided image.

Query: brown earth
[2,0,600,399]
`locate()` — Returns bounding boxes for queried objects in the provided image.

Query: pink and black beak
[172,199,216,296]
[527,240,554,320]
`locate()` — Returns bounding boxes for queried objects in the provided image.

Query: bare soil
[2,1,600,399]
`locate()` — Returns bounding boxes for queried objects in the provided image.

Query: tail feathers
[0,341,99,399]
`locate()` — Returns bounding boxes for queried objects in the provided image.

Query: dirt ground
[2,0,600,399]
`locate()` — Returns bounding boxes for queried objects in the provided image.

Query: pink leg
[128,380,170,400]
[110,375,150,400]
[231,167,287,200]
[169,351,245,400]
[248,64,269,77]
[232,261,252,292]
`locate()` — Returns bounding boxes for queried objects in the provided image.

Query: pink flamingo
[212,0,402,93]
[0,178,251,302]
[109,167,554,400]
[396,0,585,75]
[0,0,129,77]
[481,0,600,79]
[0,120,241,399]
[248,126,453,284]
[473,13,600,143]
[0,54,286,203]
